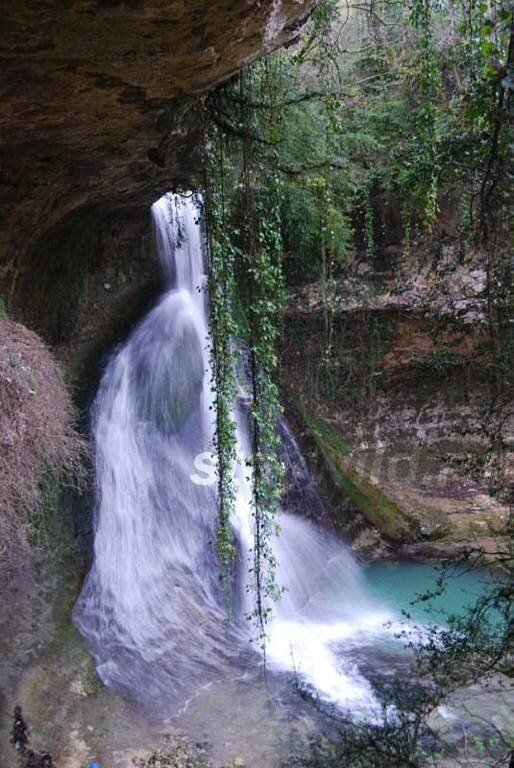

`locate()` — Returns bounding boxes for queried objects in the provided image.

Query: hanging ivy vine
[203,118,238,593]
[204,62,287,648]
[247,176,286,647]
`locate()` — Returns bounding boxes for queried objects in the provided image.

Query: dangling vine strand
[203,109,238,599]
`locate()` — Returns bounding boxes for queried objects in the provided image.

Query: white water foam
[75,192,397,713]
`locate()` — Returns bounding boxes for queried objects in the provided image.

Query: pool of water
[363,561,497,625]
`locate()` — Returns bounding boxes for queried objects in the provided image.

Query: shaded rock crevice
[14,203,162,407]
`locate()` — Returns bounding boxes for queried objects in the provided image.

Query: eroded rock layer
[0,0,315,304]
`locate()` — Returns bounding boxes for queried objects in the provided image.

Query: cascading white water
[75,192,392,713]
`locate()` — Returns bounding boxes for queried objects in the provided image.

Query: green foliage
[276,0,510,267]
[247,166,287,640]
[205,64,287,643]
[205,126,239,591]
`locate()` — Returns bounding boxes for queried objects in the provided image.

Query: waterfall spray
[75,192,389,712]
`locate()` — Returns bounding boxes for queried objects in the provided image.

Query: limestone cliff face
[282,249,512,560]
[0,0,315,307]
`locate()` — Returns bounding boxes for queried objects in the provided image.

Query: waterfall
[75,192,389,713]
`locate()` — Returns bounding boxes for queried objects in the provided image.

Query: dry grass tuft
[0,317,87,592]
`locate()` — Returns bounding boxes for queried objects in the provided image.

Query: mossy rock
[302,409,416,543]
